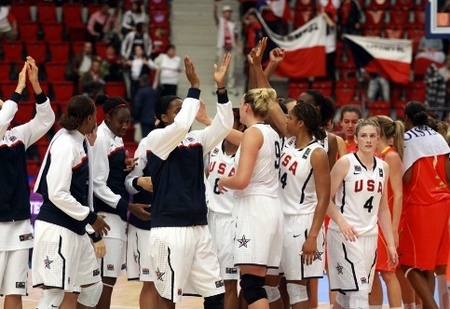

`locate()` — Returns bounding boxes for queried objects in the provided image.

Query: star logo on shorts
[237,235,251,248]
[44,256,53,269]
[155,268,165,281]
[314,251,324,261]
[336,263,344,275]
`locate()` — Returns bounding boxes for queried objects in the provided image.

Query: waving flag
[267,0,293,22]
[256,11,327,78]
[344,34,412,84]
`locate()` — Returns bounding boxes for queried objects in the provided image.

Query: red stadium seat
[391,0,415,10]
[2,41,24,62]
[311,81,333,98]
[62,3,84,27]
[96,105,105,125]
[36,2,57,23]
[48,42,70,62]
[384,23,405,39]
[71,41,85,55]
[45,62,67,81]
[26,82,50,102]
[95,42,107,59]
[0,81,19,98]
[24,41,48,63]
[12,102,35,125]
[52,81,75,102]
[414,10,425,26]
[10,4,32,22]
[67,25,87,42]
[104,82,126,98]
[148,0,169,10]
[149,10,170,28]
[27,159,41,178]
[368,100,390,116]
[405,81,426,102]
[42,22,64,42]
[335,80,358,107]
[361,25,383,37]
[364,10,386,27]
[288,80,310,100]
[407,27,425,54]
[18,22,39,41]
[388,10,410,25]
[366,0,390,10]
[0,62,12,80]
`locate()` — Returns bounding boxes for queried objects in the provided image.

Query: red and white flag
[344,34,412,84]
[256,12,327,78]
[267,0,293,22]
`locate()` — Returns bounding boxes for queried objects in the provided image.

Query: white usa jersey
[317,131,329,154]
[329,153,386,236]
[279,137,324,215]
[234,124,280,198]
[206,142,236,215]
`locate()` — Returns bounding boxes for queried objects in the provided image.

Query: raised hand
[269,47,285,64]
[124,150,138,172]
[184,56,200,89]
[248,37,268,67]
[16,62,27,94]
[213,53,231,88]
[26,56,39,84]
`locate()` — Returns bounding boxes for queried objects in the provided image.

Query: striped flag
[256,11,327,78]
[267,0,293,22]
[344,34,413,84]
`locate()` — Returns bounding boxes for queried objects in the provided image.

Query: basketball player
[369,115,404,309]
[278,102,330,309]
[0,57,55,309]
[327,120,397,309]
[33,95,110,308]
[146,55,233,309]
[399,101,450,309]
[204,107,245,309]
[91,95,150,309]
[339,105,362,153]
[125,134,159,309]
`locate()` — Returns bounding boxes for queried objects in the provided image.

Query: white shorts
[0,249,29,295]
[149,225,225,303]
[32,221,101,291]
[281,214,325,280]
[233,195,284,269]
[99,238,126,278]
[326,229,377,293]
[127,225,152,282]
[208,211,238,281]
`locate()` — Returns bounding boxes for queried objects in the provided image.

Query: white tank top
[328,153,386,235]
[206,142,235,215]
[234,124,280,198]
[279,137,324,215]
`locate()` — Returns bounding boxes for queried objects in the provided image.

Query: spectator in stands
[154,44,182,96]
[100,43,124,82]
[69,41,100,82]
[242,8,263,56]
[150,27,169,59]
[338,0,362,60]
[126,45,157,103]
[132,74,160,137]
[121,22,152,60]
[214,3,238,95]
[366,71,390,103]
[319,0,340,97]
[80,59,105,99]
[86,3,120,47]
[256,0,284,34]
[0,5,17,40]
[121,0,148,37]
[416,37,446,64]
[425,62,447,120]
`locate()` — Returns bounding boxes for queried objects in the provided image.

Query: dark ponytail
[60,95,95,130]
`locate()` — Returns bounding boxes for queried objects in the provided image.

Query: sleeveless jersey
[206,142,236,215]
[279,137,324,215]
[234,123,280,198]
[377,146,396,214]
[329,153,386,235]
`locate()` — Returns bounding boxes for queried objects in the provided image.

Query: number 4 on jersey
[363,196,374,213]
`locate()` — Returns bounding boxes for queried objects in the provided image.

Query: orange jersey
[377,146,395,214]
[404,155,450,206]
[345,139,357,153]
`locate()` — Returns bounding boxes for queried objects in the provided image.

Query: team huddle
[0,37,449,309]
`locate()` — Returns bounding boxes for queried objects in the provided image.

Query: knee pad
[240,274,267,305]
[286,283,308,305]
[348,289,369,309]
[204,293,224,309]
[77,281,103,307]
[263,285,280,303]
[37,289,64,309]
